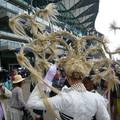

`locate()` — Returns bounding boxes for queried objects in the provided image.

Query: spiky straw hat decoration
[9,3,120,120]
[35,3,59,22]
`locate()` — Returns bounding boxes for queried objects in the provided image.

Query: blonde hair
[67,71,84,81]
[59,56,92,82]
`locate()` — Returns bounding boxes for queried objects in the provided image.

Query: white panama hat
[13,75,25,84]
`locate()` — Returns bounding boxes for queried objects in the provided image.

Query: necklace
[71,82,86,92]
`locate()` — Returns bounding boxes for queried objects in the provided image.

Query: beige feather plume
[35,3,59,22]
[16,48,62,120]
[9,16,27,36]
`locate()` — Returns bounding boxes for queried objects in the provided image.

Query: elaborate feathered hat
[9,3,120,120]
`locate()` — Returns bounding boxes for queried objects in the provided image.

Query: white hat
[13,75,25,84]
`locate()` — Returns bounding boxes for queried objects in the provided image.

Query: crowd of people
[0,63,120,120]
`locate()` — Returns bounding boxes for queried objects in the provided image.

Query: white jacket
[27,84,110,120]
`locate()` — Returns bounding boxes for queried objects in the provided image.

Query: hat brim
[13,78,25,84]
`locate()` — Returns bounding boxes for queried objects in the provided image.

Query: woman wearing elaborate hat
[9,74,25,120]
[27,57,110,120]
[8,2,118,119]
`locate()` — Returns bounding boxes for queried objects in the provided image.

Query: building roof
[5,0,100,33]
[32,0,99,32]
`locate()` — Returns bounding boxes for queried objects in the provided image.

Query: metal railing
[0,31,30,43]
[0,0,24,14]
[0,39,23,50]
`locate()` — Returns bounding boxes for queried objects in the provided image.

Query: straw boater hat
[13,74,25,84]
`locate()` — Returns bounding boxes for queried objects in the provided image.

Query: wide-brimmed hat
[13,75,25,84]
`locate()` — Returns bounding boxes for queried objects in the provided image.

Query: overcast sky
[95,0,120,59]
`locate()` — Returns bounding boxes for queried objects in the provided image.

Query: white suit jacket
[27,85,110,120]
